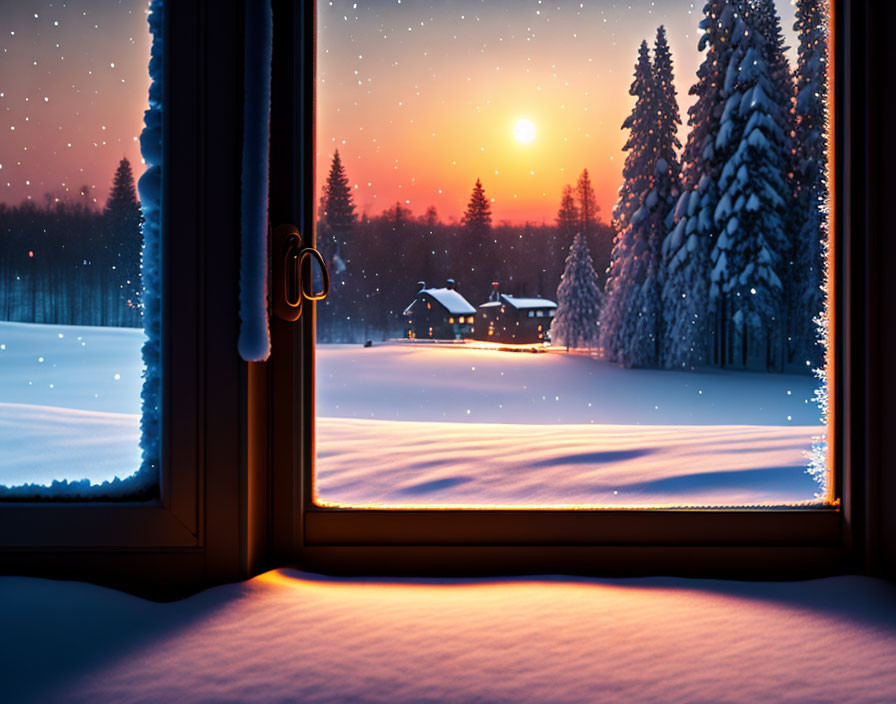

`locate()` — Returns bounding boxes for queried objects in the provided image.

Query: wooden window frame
[0,1,255,599]
[1,0,892,598]
[268,0,885,579]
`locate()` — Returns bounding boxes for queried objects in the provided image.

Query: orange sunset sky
[1,0,800,222]
[317,0,798,225]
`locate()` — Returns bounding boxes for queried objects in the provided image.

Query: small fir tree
[318,149,357,342]
[104,156,143,325]
[463,178,492,238]
[575,169,600,238]
[551,232,603,349]
[320,149,357,233]
[556,184,579,245]
[462,178,493,295]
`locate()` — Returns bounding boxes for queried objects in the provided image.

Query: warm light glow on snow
[513,118,537,145]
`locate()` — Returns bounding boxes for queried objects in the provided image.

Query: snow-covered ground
[4,570,896,703]
[0,323,826,506]
[316,343,826,507]
[0,322,144,487]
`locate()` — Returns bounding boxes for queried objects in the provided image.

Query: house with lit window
[403,279,477,340]
[475,283,557,344]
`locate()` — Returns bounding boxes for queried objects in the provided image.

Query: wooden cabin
[475,283,557,344]
[403,279,477,340]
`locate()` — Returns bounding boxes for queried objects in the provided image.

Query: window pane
[314,0,832,508]
[0,0,161,499]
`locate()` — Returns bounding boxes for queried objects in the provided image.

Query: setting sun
[513,118,537,145]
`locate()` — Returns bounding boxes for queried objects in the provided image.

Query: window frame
[0,0,254,598]
[274,0,869,577]
[0,0,888,596]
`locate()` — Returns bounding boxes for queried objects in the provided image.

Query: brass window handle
[273,224,329,322]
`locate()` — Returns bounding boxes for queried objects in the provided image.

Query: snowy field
[0,323,826,506]
[0,322,144,487]
[316,343,826,507]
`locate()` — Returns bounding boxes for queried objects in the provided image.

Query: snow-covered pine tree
[711,0,791,370]
[751,0,801,364]
[551,232,603,349]
[600,40,655,365]
[793,0,829,369]
[661,189,710,368]
[626,26,682,368]
[601,30,680,369]
[661,1,740,369]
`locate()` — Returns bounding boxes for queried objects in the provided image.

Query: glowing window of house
[314,0,834,509]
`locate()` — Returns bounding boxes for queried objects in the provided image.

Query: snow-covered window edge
[804,0,832,502]
[0,1,163,502]
[238,0,273,362]
[133,0,164,498]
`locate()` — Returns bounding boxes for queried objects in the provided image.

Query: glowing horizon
[317,0,798,226]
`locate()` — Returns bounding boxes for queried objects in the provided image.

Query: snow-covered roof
[417,288,476,315]
[499,294,557,310]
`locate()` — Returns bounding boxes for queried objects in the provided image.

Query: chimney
[445,278,456,290]
[490,281,500,302]
[417,281,426,293]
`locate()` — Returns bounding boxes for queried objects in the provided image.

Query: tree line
[0,157,143,328]
[316,150,615,342]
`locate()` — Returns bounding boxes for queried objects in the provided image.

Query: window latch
[272,224,330,322]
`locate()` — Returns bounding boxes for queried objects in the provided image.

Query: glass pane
[0,0,161,499]
[314,0,832,508]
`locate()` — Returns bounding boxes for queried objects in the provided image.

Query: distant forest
[316,151,614,342]
[0,157,143,328]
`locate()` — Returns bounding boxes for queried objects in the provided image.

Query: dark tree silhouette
[462,178,493,300]
[0,159,144,328]
[105,157,143,326]
[463,178,492,238]
[317,149,359,341]
[575,169,600,238]
[556,184,579,245]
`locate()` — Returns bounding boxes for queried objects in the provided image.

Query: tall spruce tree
[752,0,801,364]
[661,2,739,368]
[550,232,603,349]
[793,0,828,368]
[104,156,143,325]
[711,0,791,369]
[556,184,579,245]
[601,31,680,369]
[600,40,655,364]
[627,26,682,368]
